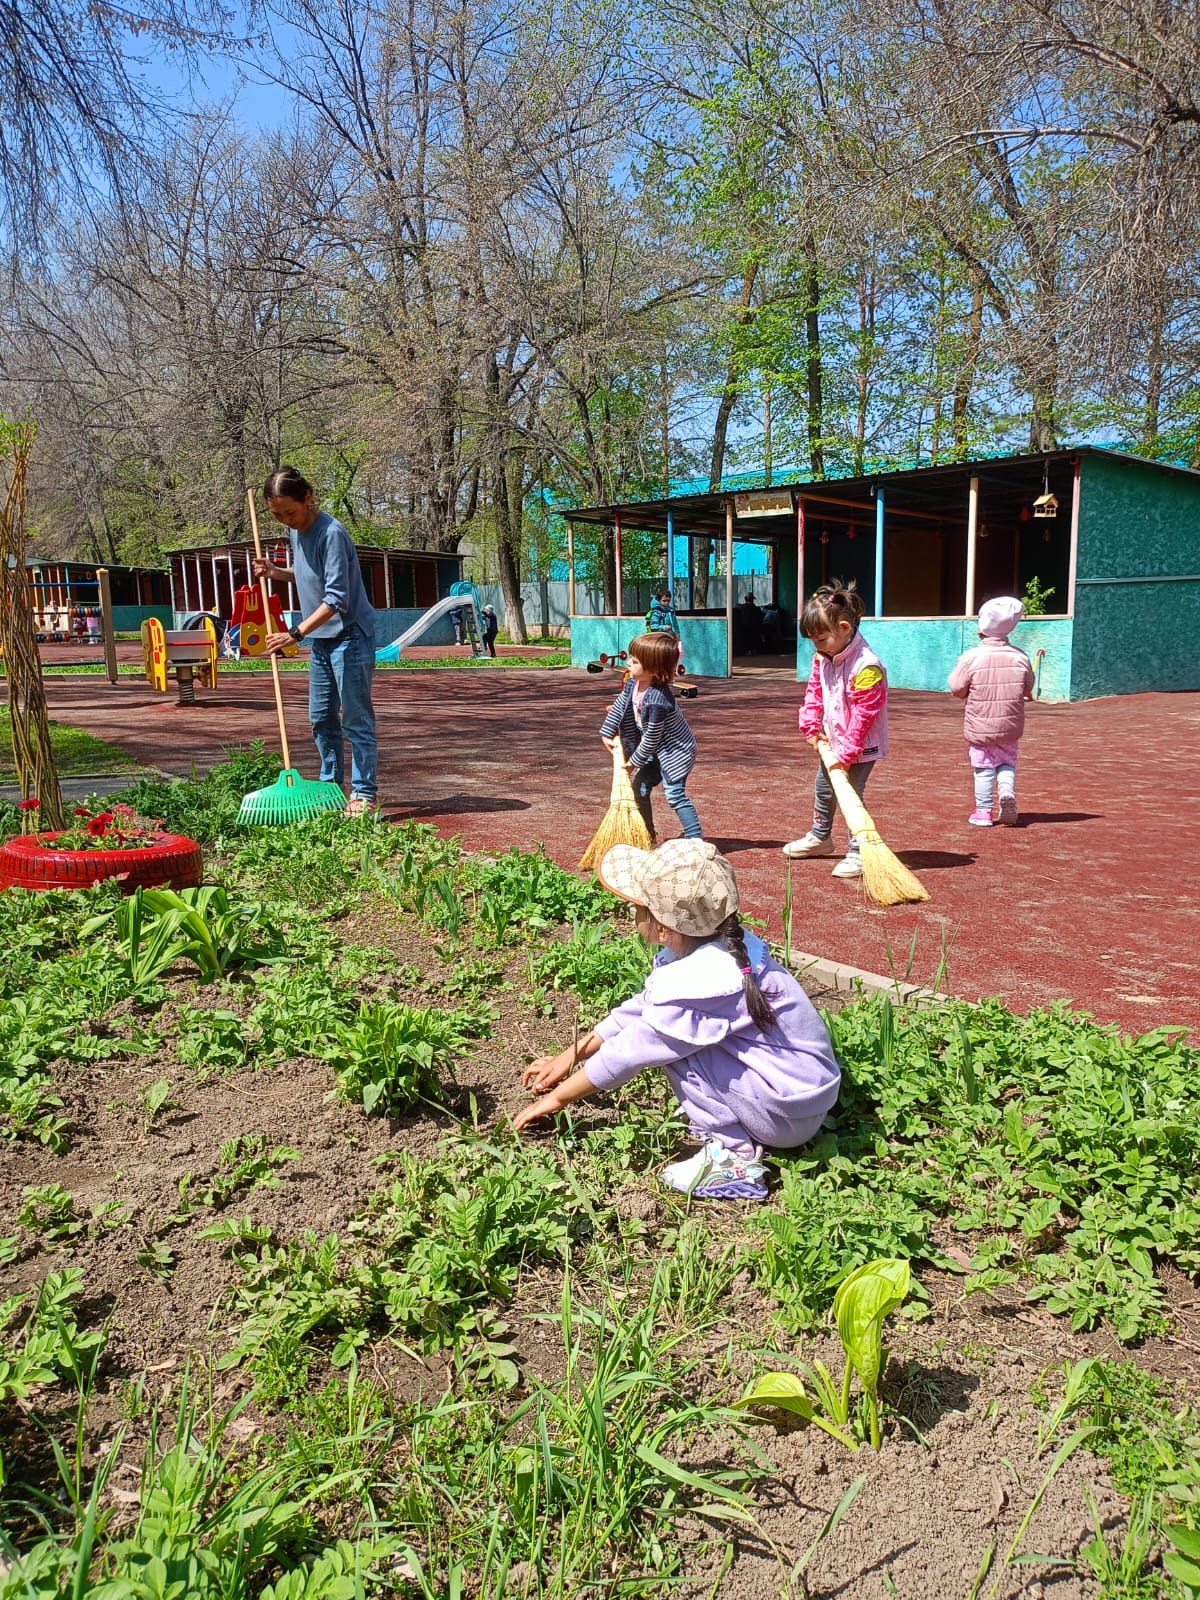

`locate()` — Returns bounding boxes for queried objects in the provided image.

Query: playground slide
[375,590,482,664]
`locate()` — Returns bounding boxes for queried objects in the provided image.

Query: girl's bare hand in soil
[513,1066,599,1133]
[513,1090,565,1131]
[521,1032,601,1093]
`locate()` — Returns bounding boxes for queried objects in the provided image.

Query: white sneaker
[660,1141,768,1201]
[782,831,835,859]
[831,854,863,879]
[998,794,1018,826]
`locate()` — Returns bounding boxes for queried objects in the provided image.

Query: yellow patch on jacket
[851,664,884,690]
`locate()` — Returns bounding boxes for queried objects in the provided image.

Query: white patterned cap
[978,596,1024,637]
[598,839,739,937]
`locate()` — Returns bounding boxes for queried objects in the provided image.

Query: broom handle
[246,488,292,771]
[816,738,876,836]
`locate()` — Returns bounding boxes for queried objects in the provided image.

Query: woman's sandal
[343,796,379,819]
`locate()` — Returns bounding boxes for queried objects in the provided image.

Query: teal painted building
[564,448,1200,700]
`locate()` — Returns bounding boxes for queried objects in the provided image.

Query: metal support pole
[1067,457,1081,617]
[96,568,119,685]
[725,499,734,676]
[614,513,623,617]
[874,488,885,616]
[665,506,675,600]
[687,534,694,611]
[567,519,576,617]
[965,475,980,617]
[797,496,806,610]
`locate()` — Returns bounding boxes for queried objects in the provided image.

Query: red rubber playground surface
[38,663,1200,1038]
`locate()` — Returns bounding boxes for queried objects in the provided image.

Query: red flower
[18,797,39,811]
[74,807,90,817]
[87,813,113,837]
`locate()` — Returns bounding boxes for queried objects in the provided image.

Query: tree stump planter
[0,831,203,893]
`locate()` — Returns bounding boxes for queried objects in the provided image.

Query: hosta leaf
[736,1372,816,1420]
[833,1258,911,1398]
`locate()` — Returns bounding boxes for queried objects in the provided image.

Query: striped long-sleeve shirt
[600,680,696,784]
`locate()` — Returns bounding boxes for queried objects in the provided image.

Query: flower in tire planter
[0,801,202,893]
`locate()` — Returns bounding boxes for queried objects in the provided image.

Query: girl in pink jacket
[948,596,1034,826]
[783,580,888,880]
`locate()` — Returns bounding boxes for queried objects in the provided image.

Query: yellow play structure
[140,616,219,705]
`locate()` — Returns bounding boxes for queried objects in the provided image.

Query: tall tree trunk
[491,450,528,644]
[1142,295,1164,452]
[702,262,759,606]
[804,244,825,479]
[952,276,984,460]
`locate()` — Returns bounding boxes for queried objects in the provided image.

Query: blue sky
[139,17,297,135]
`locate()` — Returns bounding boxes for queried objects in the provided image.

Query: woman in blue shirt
[254,466,378,816]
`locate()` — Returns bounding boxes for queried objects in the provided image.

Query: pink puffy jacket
[948,638,1034,745]
[801,631,888,764]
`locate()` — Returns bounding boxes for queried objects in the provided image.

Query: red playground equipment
[584,647,698,698]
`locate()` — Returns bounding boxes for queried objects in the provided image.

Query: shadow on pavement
[1015,811,1103,826]
[897,849,976,870]
[709,837,789,854]
[390,794,532,818]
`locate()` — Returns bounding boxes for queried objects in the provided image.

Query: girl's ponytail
[801,578,865,640]
[714,913,777,1031]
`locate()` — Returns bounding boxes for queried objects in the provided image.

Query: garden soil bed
[4,883,1195,1598]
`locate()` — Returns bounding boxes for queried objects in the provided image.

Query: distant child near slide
[948,596,1034,826]
[513,839,841,1201]
[600,631,702,842]
[783,580,888,880]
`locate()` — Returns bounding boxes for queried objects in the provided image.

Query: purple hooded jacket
[588,933,841,1149]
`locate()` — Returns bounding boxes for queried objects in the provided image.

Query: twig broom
[816,738,929,906]
[236,489,346,826]
[578,742,653,869]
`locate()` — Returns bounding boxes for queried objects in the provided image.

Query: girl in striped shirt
[600,632,702,843]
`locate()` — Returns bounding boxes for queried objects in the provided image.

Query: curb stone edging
[783,947,946,1008]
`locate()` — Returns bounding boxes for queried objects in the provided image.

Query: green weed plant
[218,1138,576,1374]
[326,999,487,1115]
[758,995,1200,1340]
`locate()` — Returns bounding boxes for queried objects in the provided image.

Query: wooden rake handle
[246,488,292,771]
[608,739,636,803]
[816,738,877,837]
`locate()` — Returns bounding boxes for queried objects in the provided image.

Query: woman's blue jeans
[308,625,378,801]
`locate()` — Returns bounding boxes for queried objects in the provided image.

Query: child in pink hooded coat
[949,596,1034,826]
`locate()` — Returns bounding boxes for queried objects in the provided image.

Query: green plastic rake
[237,490,346,827]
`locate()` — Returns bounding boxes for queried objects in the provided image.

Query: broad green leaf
[1166,1523,1200,1561]
[736,1372,816,1420]
[833,1258,911,1398]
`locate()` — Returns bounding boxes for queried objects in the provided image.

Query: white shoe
[831,854,863,879]
[782,831,835,859]
[660,1141,768,1201]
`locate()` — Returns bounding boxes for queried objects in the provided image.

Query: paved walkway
[35,665,1200,1038]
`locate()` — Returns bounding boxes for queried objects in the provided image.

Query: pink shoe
[998,795,1018,826]
[968,809,993,827]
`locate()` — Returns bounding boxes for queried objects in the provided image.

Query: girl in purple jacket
[512,839,840,1201]
[949,597,1034,826]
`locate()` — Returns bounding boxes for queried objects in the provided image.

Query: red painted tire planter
[0,831,203,893]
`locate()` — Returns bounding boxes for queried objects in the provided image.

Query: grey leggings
[813,760,875,855]
[974,764,1016,809]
